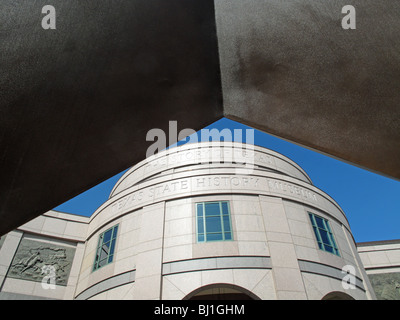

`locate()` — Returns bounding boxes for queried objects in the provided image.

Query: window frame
[196,201,233,243]
[308,212,340,256]
[92,224,119,272]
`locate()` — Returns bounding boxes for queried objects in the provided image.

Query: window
[93,224,119,271]
[308,213,340,256]
[196,201,233,242]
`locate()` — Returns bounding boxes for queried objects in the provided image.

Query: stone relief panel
[7,238,76,286]
[368,272,400,300]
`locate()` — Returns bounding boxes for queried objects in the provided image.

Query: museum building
[0,142,399,300]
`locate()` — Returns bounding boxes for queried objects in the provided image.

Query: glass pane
[112,225,118,238]
[196,203,203,217]
[317,242,324,250]
[110,239,116,256]
[313,226,321,242]
[93,225,119,271]
[197,217,204,234]
[330,234,338,248]
[224,232,232,240]
[99,252,107,263]
[205,202,221,216]
[319,229,331,245]
[206,233,223,241]
[314,216,325,229]
[223,215,231,232]
[206,216,222,233]
[324,245,334,254]
[103,240,111,250]
[221,202,229,215]
[198,234,205,242]
[103,229,113,243]
[98,258,107,268]
[325,220,332,232]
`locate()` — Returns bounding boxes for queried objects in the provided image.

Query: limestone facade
[0,142,395,300]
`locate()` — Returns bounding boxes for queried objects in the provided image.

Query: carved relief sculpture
[8,238,76,286]
[369,273,400,300]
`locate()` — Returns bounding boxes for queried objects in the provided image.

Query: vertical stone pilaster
[259,195,307,299]
[131,202,165,300]
[0,230,23,290]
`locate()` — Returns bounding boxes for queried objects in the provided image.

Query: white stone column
[259,195,307,299]
[0,230,23,290]
[65,242,86,300]
[131,202,165,299]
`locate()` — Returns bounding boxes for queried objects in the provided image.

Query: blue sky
[54,117,400,243]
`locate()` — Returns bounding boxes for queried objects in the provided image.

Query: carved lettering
[268,179,317,202]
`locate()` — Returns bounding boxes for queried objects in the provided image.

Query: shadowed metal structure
[1,0,399,236]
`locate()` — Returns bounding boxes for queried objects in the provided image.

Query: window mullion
[219,201,225,240]
[309,212,340,256]
[93,225,118,272]
[202,203,206,241]
[316,227,324,250]
[196,201,232,243]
